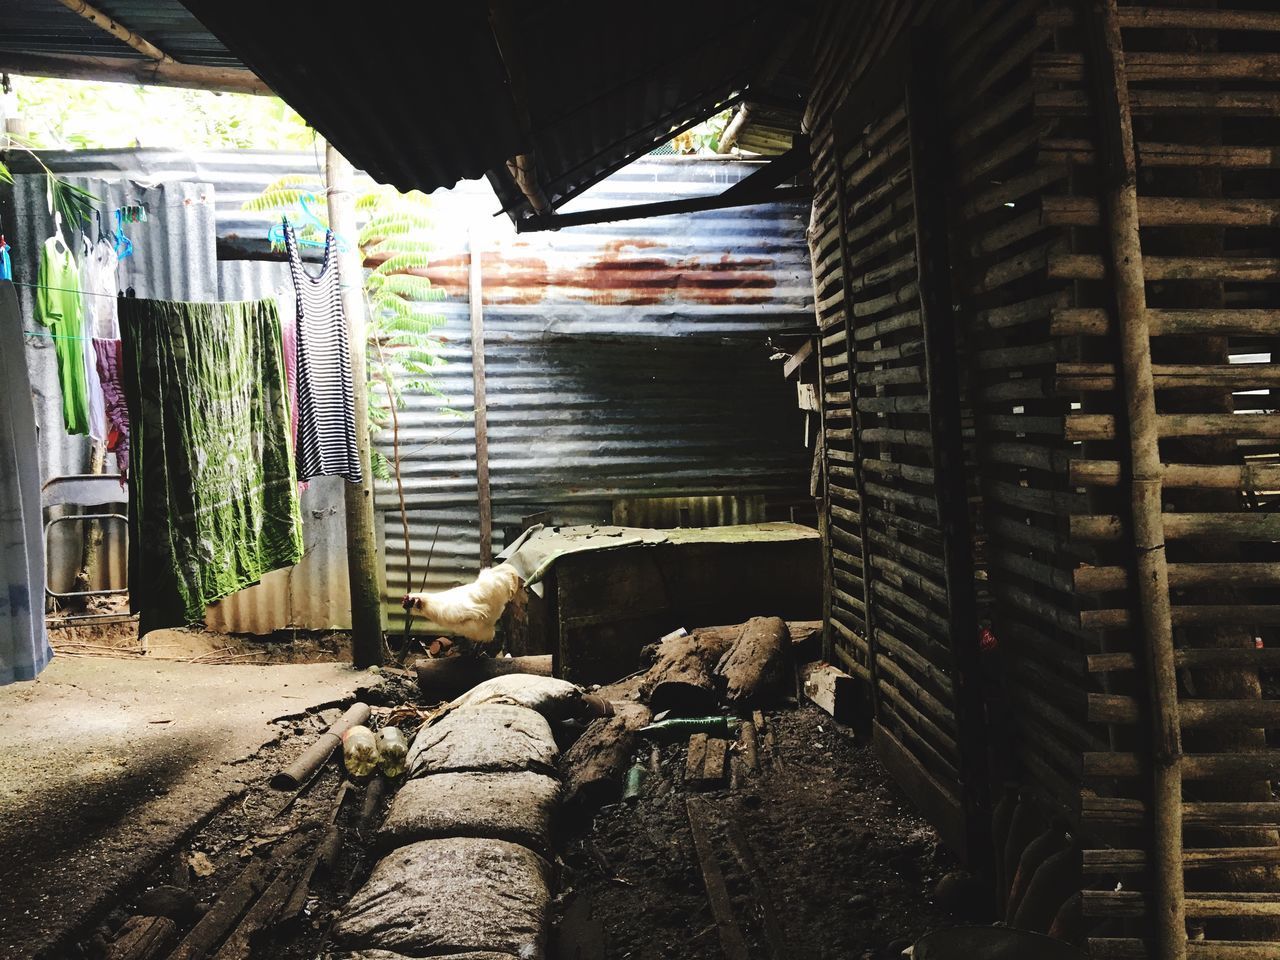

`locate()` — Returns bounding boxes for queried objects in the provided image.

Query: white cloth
[0,281,53,684]
[78,238,119,442]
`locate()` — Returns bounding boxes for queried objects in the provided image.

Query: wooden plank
[685,733,709,783]
[702,738,729,789]
[800,661,857,722]
[873,721,968,861]
[469,227,492,565]
[685,796,750,960]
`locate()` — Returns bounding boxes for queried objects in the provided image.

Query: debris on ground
[73,618,974,960]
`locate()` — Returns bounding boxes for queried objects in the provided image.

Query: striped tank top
[284,223,363,484]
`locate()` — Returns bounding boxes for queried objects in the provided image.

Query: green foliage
[2,135,99,229]
[10,75,314,151]
[49,177,98,230]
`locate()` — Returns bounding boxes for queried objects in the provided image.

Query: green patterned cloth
[119,298,303,632]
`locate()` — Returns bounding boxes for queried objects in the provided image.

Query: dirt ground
[552,704,958,960]
[55,659,960,960]
[67,671,420,960]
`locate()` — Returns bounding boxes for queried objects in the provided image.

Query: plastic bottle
[638,715,737,741]
[341,724,379,777]
[377,726,409,777]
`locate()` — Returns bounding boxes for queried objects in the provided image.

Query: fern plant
[247,175,451,611]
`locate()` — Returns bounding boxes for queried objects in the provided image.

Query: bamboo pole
[54,0,174,62]
[326,144,384,667]
[1082,3,1184,958]
[0,50,269,96]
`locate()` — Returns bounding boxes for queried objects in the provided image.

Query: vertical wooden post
[469,226,493,567]
[906,28,991,881]
[1081,3,1184,957]
[326,143,384,667]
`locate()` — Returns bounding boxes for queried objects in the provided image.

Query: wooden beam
[55,0,173,62]
[517,183,809,231]
[327,144,384,667]
[469,227,492,567]
[0,51,269,96]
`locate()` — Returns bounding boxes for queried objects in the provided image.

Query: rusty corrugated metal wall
[378,157,816,621]
[6,153,814,632]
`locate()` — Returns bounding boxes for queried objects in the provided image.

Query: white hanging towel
[0,281,53,684]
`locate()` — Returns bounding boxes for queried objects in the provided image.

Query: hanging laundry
[35,234,89,435]
[80,235,121,451]
[118,297,304,633]
[279,309,309,492]
[80,236,120,337]
[93,338,129,480]
[0,236,11,282]
[0,282,54,684]
[284,222,363,484]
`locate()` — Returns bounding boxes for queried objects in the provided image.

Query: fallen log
[639,629,737,715]
[412,654,552,702]
[106,916,177,960]
[716,617,789,705]
[560,701,652,810]
[270,703,370,790]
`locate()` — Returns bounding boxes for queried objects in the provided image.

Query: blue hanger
[113,208,134,260]
[266,195,349,252]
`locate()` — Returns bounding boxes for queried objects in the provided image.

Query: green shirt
[35,236,89,435]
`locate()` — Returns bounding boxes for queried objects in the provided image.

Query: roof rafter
[54,0,175,64]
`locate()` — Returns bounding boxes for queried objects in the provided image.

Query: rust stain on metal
[373,243,776,308]
[567,250,779,306]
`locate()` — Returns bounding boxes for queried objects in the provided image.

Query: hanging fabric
[118,297,304,633]
[284,221,363,484]
[0,236,11,282]
[0,282,54,684]
[81,234,121,455]
[35,235,90,435]
[93,338,129,480]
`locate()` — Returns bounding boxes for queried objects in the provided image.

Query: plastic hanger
[51,210,70,253]
[113,208,134,260]
[267,196,349,252]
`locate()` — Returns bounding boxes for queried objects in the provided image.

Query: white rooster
[401,562,524,652]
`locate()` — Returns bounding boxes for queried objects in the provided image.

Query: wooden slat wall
[809,0,988,863]
[943,0,1280,956]
[809,0,1279,955]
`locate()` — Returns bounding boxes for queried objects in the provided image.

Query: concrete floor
[0,655,378,959]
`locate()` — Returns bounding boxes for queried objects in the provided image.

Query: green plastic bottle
[638,715,737,741]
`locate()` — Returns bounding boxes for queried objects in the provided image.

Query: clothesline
[6,280,359,300]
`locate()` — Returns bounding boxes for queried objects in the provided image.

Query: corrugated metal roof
[1,3,816,227]
[0,0,238,67]
[177,0,811,222]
